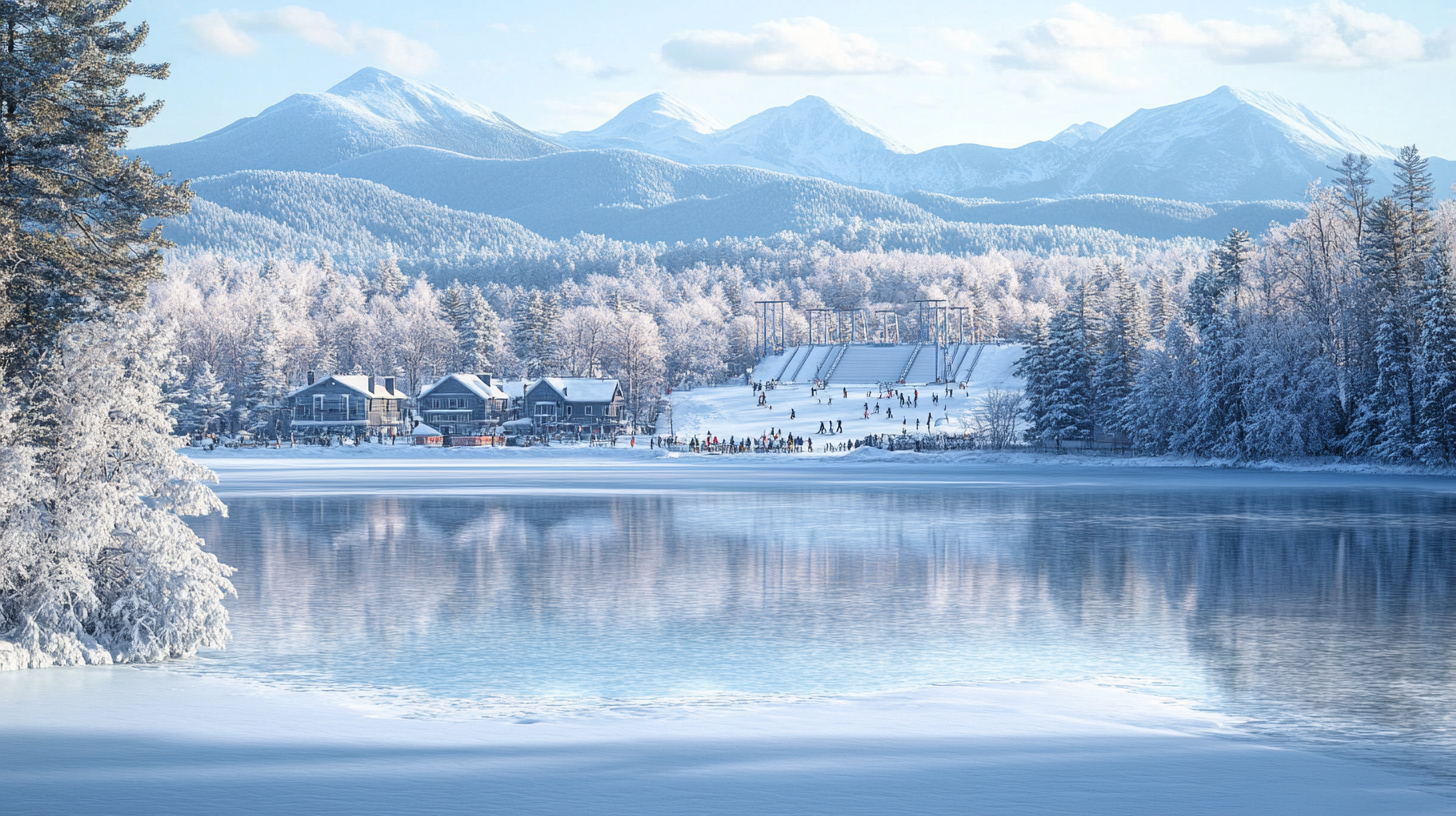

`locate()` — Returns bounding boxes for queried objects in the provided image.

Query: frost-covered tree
[1014,317,1051,443]
[1415,242,1456,464]
[0,317,233,670]
[180,361,231,436]
[374,256,406,298]
[1093,265,1147,439]
[609,310,664,432]
[1128,319,1199,455]
[1040,282,1099,442]
[1187,230,1253,456]
[242,311,291,437]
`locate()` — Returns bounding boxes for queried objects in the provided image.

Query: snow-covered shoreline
[182,441,1456,480]
[2,666,1449,816]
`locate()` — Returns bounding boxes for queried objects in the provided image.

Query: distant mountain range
[132,68,1453,260]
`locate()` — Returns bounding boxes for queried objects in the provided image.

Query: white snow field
[2,666,1448,816]
[669,344,1024,442]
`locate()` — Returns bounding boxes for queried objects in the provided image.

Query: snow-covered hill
[133,68,563,180]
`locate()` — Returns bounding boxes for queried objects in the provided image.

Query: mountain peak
[598,92,723,137]
[1049,122,1106,149]
[325,66,404,95]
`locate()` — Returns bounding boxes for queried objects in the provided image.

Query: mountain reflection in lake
[188,485,1455,780]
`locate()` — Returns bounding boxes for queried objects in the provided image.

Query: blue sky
[126,1,1456,156]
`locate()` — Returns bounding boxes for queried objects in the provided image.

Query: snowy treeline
[1018,149,1456,464]
[153,241,1204,434]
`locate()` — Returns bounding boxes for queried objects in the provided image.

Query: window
[313,395,325,417]
[566,405,574,417]
[584,405,593,416]
[535,402,557,417]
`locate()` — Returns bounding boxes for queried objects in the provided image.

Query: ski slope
[668,344,1024,442]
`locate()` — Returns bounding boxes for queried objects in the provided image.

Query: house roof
[419,373,510,402]
[287,374,409,399]
[530,377,621,403]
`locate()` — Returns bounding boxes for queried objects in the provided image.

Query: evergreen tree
[1128,318,1198,455]
[242,311,290,437]
[1146,275,1176,339]
[182,361,231,435]
[0,0,191,379]
[513,291,560,377]
[374,257,406,298]
[1188,231,1253,457]
[1392,146,1434,265]
[1094,265,1147,439]
[1013,317,1051,443]
[1041,282,1099,442]
[465,286,501,372]
[1414,242,1456,464]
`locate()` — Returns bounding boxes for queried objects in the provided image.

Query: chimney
[476,373,492,386]
[563,386,568,397]
[307,371,315,385]
[384,376,395,394]
[368,375,376,394]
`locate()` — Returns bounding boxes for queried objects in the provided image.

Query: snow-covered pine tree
[1013,317,1051,443]
[1146,275,1177,340]
[1187,230,1253,457]
[1094,265,1147,440]
[465,286,502,373]
[243,311,291,438]
[182,361,232,436]
[1414,241,1456,465]
[1127,318,1198,455]
[374,257,406,299]
[1042,282,1099,443]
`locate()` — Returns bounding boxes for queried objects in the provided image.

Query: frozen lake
[5,451,1454,814]
[179,452,1456,785]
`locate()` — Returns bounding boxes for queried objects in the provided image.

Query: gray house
[523,377,626,433]
[288,374,408,435]
[416,373,510,435]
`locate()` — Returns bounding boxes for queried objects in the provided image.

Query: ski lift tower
[913,299,949,382]
[756,300,789,360]
[805,308,832,345]
[875,310,900,345]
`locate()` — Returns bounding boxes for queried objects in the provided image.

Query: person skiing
[819,421,826,434]
[836,420,842,433]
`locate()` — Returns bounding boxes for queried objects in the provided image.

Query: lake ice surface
[3,450,1454,814]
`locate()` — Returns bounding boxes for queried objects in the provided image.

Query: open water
[184,456,1456,787]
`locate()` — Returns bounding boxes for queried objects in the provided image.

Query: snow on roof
[419,373,509,401]
[411,423,440,436]
[532,377,621,403]
[287,374,408,399]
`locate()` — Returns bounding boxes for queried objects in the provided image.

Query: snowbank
[0,667,1445,816]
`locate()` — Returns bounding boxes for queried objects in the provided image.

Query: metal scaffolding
[755,300,789,359]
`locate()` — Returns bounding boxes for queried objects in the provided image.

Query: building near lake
[523,377,626,434]
[288,374,408,435]
[416,373,511,435]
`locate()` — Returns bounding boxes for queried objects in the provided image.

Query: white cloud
[182,6,438,74]
[1137,2,1434,68]
[552,50,630,80]
[661,17,940,75]
[989,4,1148,91]
[182,11,257,57]
[989,1,1448,93]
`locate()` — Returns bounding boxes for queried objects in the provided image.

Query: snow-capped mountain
[1048,122,1107,149]
[1055,86,1408,201]
[133,67,562,180]
[556,92,722,163]
[556,85,1451,201]
[697,96,914,188]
